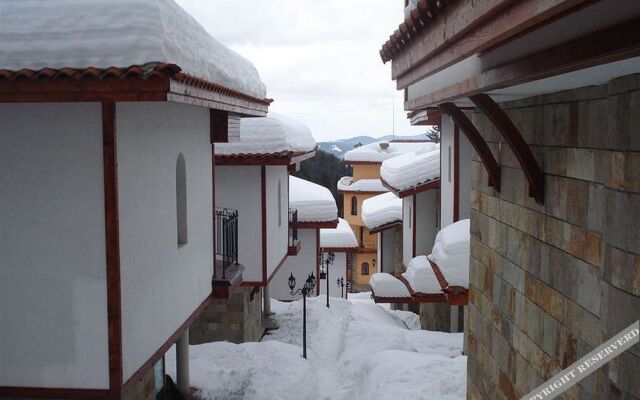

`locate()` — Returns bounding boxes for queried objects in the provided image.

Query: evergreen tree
[294,150,352,217]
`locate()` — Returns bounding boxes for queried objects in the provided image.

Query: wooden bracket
[439,103,501,192]
[210,109,229,143]
[470,94,544,204]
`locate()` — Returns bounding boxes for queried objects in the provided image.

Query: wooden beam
[470,94,544,204]
[381,177,441,198]
[453,125,460,222]
[0,387,111,399]
[393,0,598,89]
[407,17,640,109]
[438,103,501,191]
[210,109,229,143]
[368,220,402,234]
[102,102,123,396]
[391,0,513,81]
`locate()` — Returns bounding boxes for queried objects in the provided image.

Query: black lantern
[289,272,316,359]
[288,272,296,291]
[336,277,345,299]
[319,252,335,308]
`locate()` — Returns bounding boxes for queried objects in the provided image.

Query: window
[361,262,370,276]
[351,196,357,216]
[278,179,282,226]
[176,153,188,247]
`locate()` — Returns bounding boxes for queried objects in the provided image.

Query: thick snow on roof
[0,0,266,98]
[216,113,316,156]
[344,141,422,162]
[337,177,388,193]
[370,273,411,298]
[381,144,440,191]
[361,192,402,230]
[401,255,443,294]
[427,219,470,288]
[320,218,357,249]
[289,176,337,223]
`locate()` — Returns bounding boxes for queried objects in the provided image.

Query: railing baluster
[214,207,239,280]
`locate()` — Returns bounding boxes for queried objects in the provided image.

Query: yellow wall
[341,163,384,287]
[351,164,382,180]
[353,252,377,285]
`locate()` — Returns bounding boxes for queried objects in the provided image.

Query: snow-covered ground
[166,294,466,400]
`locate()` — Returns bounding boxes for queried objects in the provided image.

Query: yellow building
[337,141,421,290]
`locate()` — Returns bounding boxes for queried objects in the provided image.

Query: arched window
[278,179,282,226]
[176,153,188,247]
[361,262,370,276]
[351,196,357,216]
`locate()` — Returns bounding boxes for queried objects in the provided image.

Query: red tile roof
[379,0,446,63]
[0,62,272,105]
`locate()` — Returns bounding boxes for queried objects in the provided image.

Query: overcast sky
[175,0,428,142]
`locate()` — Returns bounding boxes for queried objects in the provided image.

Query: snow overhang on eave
[0,64,271,117]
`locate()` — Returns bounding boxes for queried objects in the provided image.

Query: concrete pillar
[450,306,459,333]
[263,284,271,315]
[176,329,190,395]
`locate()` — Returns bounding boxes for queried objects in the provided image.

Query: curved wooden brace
[439,103,501,192]
[470,94,544,204]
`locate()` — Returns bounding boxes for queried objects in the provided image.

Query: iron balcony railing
[214,207,239,279]
[288,208,298,247]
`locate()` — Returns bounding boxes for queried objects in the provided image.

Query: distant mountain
[318,133,428,158]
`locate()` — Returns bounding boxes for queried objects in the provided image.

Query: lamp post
[288,272,316,359]
[337,277,344,298]
[319,252,335,308]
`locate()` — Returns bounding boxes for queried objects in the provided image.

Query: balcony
[288,208,302,256]
[213,207,244,298]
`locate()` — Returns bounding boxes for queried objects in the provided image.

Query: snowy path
[166,294,466,400]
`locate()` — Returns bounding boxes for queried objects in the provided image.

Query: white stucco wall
[458,133,472,221]
[440,115,455,228]
[415,190,438,256]
[0,103,109,388]
[116,102,213,381]
[215,165,262,283]
[265,166,289,280]
[319,252,347,299]
[381,229,396,274]
[402,196,413,266]
[270,228,317,301]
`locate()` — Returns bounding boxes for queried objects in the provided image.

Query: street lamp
[319,252,335,308]
[288,272,316,359]
[336,277,344,299]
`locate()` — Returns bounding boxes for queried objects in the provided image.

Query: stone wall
[466,74,640,400]
[190,287,264,344]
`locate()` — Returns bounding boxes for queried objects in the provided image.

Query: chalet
[366,141,469,331]
[338,140,420,291]
[0,1,270,399]
[319,219,359,298]
[189,113,317,343]
[361,192,403,276]
[381,0,640,398]
[380,142,441,267]
[271,176,339,300]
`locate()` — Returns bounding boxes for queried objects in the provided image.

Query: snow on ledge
[337,177,388,193]
[289,176,337,223]
[370,273,411,298]
[380,144,440,191]
[320,218,357,249]
[216,113,316,156]
[401,256,442,294]
[361,192,402,230]
[0,0,267,99]
[344,141,422,163]
[427,219,470,288]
